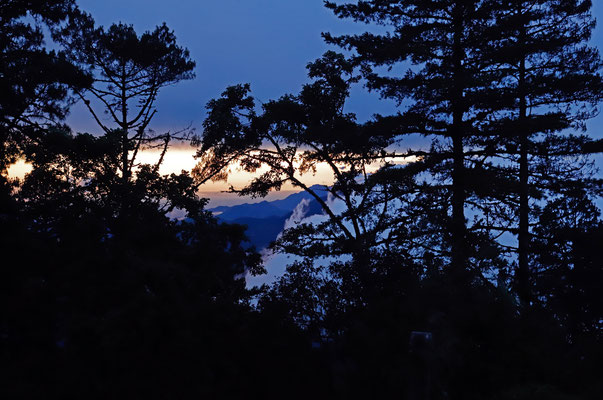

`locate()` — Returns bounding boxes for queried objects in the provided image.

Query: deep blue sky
[68,0,603,142]
[68,0,397,134]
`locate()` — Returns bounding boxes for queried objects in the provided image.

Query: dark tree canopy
[480,0,602,303]
[324,0,511,278]
[197,52,404,266]
[323,0,603,294]
[59,18,196,183]
[0,0,90,183]
[1,1,602,399]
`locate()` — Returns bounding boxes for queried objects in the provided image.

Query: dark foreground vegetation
[1,1,602,399]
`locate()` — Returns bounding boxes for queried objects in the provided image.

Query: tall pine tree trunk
[452,133,466,273]
[119,66,130,234]
[517,54,530,304]
[451,2,467,275]
[120,64,130,187]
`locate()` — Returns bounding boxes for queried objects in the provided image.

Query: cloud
[246,193,350,288]
[246,198,311,288]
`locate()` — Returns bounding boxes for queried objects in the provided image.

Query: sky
[69,0,397,134]
[56,0,603,204]
[69,0,603,129]
[64,0,400,203]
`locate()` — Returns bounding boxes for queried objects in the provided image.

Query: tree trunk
[517,53,531,304]
[451,2,467,276]
[119,65,130,233]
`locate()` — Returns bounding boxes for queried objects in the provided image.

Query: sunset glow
[5,159,33,180]
[6,148,417,198]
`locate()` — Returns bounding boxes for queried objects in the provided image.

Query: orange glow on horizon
[137,148,338,192]
[6,149,417,194]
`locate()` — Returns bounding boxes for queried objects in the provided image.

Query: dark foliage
[1,1,601,399]
[0,0,90,213]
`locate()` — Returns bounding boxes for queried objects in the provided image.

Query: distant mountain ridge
[210,186,329,249]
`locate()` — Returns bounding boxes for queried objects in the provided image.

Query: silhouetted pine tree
[324,0,504,278]
[478,0,602,304]
[197,52,402,265]
[58,18,196,228]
